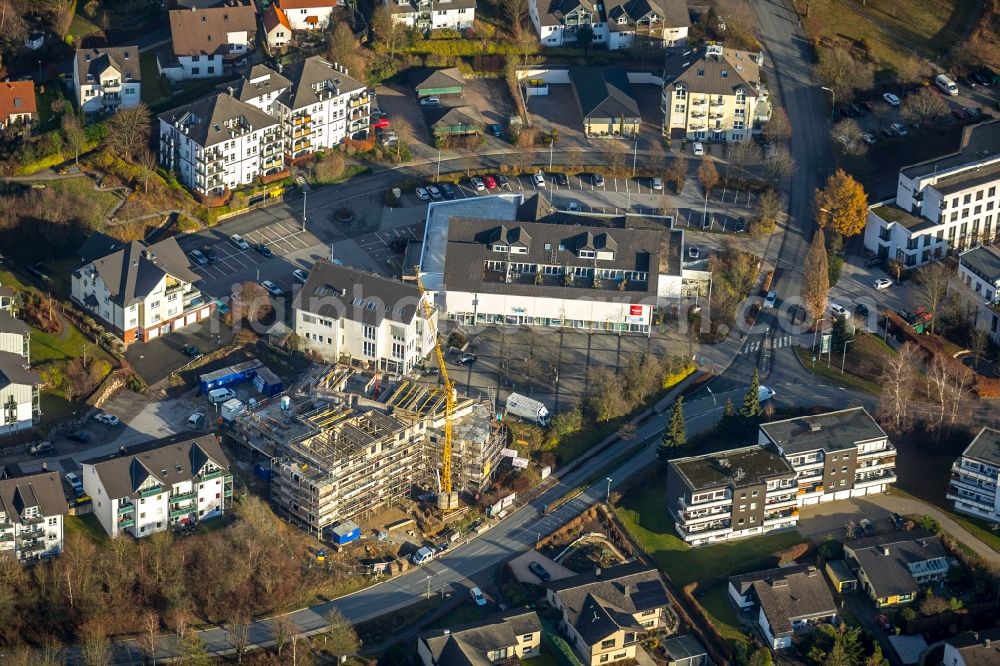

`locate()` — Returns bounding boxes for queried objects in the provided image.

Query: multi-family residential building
[529,0,687,49]
[864,119,1000,267]
[943,629,1000,666]
[661,44,764,143]
[277,0,341,30]
[72,46,141,113]
[418,610,542,665]
[70,233,211,344]
[667,445,799,545]
[387,0,477,31]
[958,245,1000,303]
[728,565,838,649]
[261,3,293,50]
[843,530,949,608]
[160,5,257,82]
[947,426,1000,523]
[546,563,672,665]
[158,91,285,197]
[569,67,641,137]
[293,260,436,373]
[82,433,233,539]
[0,472,68,563]
[758,407,897,504]
[0,311,40,433]
[0,81,37,129]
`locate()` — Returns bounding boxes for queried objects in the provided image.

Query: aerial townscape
[1,0,1000,665]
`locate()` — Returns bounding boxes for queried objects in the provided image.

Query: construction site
[231,364,507,538]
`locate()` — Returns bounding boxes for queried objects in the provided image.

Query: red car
[372,117,391,129]
[484,175,497,189]
[952,107,969,119]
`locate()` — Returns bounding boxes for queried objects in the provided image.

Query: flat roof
[900,119,1000,181]
[671,445,795,490]
[959,245,1000,284]
[870,202,936,232]
[962,427,1000,466]
[759,407,887,454]
[932,160,1000,196]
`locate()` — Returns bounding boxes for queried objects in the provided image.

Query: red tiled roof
[0,81,36,121]
[277,0,339,9]
[262,3,292,32]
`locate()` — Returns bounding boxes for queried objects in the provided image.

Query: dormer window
[721,70,728,78]
[736,87,746,102]
[86,73,94,82]
[674,84,686,99]
[618,16,627,23]
[578,249,595,259]
[492,244,509,252]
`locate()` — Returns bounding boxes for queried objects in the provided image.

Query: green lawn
[428,603,488,630]
[891,487,1000,553]
[68,13,101,42]
[139,50,172,107]
[65,513,108,546]
[793,344,881,395]
[524,650,560,666]
[695,583,747,643]
[31,320,113,365]
[39,390,83,432]
[615,481,805,587]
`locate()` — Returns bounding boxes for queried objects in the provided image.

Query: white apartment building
[293,260,436,373]
[947,427,1000,523]
[529,0,687,49]
[82,434,233,539]
[0,311,40,433]
[72,46,141,113]
[160,5,257,82]
[387,0,477,31]
[661,44,764,143]
[158,91,285,197]
[0,472,68,563]
[759,408,897,504]
[71,233,211,344]
[277,0,341,30]
[958,245,1000,303]
[864,119,1000,267]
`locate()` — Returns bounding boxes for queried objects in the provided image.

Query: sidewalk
[875,494,1000,567]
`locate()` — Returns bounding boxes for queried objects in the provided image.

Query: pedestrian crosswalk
[739,335,793,354]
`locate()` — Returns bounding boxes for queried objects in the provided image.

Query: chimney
[594,567,602,578]
[622,584,630,596]
[985,639,991,648]
[881,546,890,556]
[809,422,821,432]
[806,567,817,577]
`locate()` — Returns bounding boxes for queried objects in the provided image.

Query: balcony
[118,518,135,529]
[224,487,233,498]
[858,444,896,459]
[169,507,193,519]
[291,127,311,140]
[709,112,725,119]
[678,494,731,511]
[292,115,312,126]
[710,99,725,107]
[139,485,163,499]
[292,139,312,151]
[118,503,135,515]
[691,111,706,118]
[676,520,731,540]
[101,80,122,92]
[170,491,198,503]
[350,96,370,109]
[855,472,896,487]
[953,463,997,483]
[683,508,731,523]
[200,470,225,483]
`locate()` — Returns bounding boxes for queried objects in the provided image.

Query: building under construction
[233,365,506,531]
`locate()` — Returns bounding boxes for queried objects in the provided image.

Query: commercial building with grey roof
[82,433,233,539]
[728,564,837,649]
[843,530,948,608]
[417,610,541,666]
[948,427,1000,523]
[864,119,1000,268]
[0,471,69,563]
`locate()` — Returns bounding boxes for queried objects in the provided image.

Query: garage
[185,313,198,326]
[147,327,159,340]
[409,67,465,99]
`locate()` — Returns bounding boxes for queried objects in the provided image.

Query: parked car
[29,441,54,456]
[487,123,503,137]
[182,344,203,359]
[202,246,218,263]
[427,185,442,199]
[855,303,869,318]
[593,173,605,187]
[455,353,477,365]
[555,172,569,186]
[865,256,882,268]
[734,217,747,233]
[484,175,497,189]
[528,561,551,582]
[419,96,440,107]
[292,269,309,284]
[859,518,875,534]
[421,366,440,376]
[567,201,582,212]
[533,171,545,187]
[840,105,857,118]
[65,431,90,444]
[65,472,84,497]
[890,123,908,136]
[953,107,970,119]
[876,614,894,633]
[651,176,663,190]
[470,177,485,192]
[208,388,236,404]
[254,243,273,258]
[230,234,250,251]
[440,183,457,200]
[688,246,700,260]
[873,277,892,290]
[261,280,284,297]
[763,291,778,309]
[371,117,390,130]
[412,546,436,565]
[758,386,776,402]
[861,100,875,112]
[880,128,896,138]
[861,133,876,145]
[850,103,865,115]
[496,175,511,190]
[972,69,993,86]
[94,413,120,426]
[415,187,430,201]
[188,249,208,266]
[692,141,705,156]
[470,587,487,606]
[829,303,848,319]
[187,412,206,429]
[890,512,907,529]
[882,92,901,106]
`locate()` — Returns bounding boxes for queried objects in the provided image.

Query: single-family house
[72,46,142,113]
[417,610,542,665]
[942,629,1000,666]
[0,81,37,130]
[844,530,950,608]
[277,0,341,30]
[160,5,257,82]
[261,3,293,50]
[569,67,640,137]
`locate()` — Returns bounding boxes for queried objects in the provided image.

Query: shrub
[313,152,347,184]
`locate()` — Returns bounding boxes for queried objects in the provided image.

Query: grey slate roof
[900,119,1000,180]
[945,629,1000,666]
[959,245,1000,284]
[77,231,124,264]
[278,56,365,111]
[664,45,760,97]
[569,67,640,120]
[603,0,689,31]
[75,46,141,86]
[663,635,707,662]
[84,433,230,501]
[159,92,280,148]
[0,351,40,387]
[82,237,200,308]
[0,472,68,523]
[845,530,948,600]
[168,5,257,57]
[419,610,541,666]
[548,563,669,644]
[759,407,887,454]
[293,260,423,326]
[538,0,596,27]
[671,445,795,491]
[0,310,28,336]
[961,427,1000,466]
[430,105,483,130]
[409,67,465,92]
[226,64,292,103]
[730,564,836,636]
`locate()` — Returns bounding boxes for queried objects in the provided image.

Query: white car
[188,249,208,266]
[533,171,545,187]
[651,177,663,190]
[763,291,778,309]
[470,587,487,606]
[65,472,84,496]
[94,413,120,426]
[882,92,901,107]
[861,133,876,145]
[292,269,309,284]
[828,303,849,319]
[415,187,430,201]
[427,185,442,200]
[758,386,776,402]
[692,142,705,156]
[873,278,892,290]
[230,234,250,251]
[890,123,908,136]
[419,96,440,107]
[567,201,581,212]
[261,280,284,297]
[470,177,485,192]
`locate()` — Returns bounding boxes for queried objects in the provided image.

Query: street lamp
[606,477,613,502]
[425,575,432,599]
[841,338,853,375]
[301,182,310,232]
[820,86,835,121]
[706,386,716,406]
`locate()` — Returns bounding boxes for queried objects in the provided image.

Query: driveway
[124,314,237,387]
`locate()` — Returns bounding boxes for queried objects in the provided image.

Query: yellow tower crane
[416,277,456,509]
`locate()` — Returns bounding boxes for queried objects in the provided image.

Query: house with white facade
[947,427,1000,523]
[293,260,436,373]
[942,629,1000,666]
[418,610,542,666]
[958,245,1000,303]
[728,565,838,649]
[70,233,211,344]
[276,0,341,30]
[387,0,476,31]
[530,0,605,48]
[160,5,257,82]
[0,311,40,434]
[661,44,764,143]
[0,472,68,563]
[0,81,37,130]
[81,433,233,539]
[864,119,1000,267]
[844,530,949,608]
[72,46,141,113]
[530,0,687,49]
[158,91,285,197]
[261,3,293,51]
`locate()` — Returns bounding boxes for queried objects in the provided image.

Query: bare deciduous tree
[81,620,111,666]
[816,47,875,101]
[902,88,949,122]
[764,106,792,143]
[878,342,920,432]
[831,118,866,155]
[271,614,295,657]
[914,262,951,334]
[969,327,990,371]
[668,153,687,193]
[233,281,274,324]
[61,112,86,166]
[137,611,160,666]
[501,0,531,39]
[137,146,157,194]
[230,610,252,663]
[105,103,152,159]
[698,158,719,197]
[765,145,796,184]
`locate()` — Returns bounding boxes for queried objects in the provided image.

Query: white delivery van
[505,393,551,426]
[935,74,959,96]
[208,388,236,404]
[412,546,436,565]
